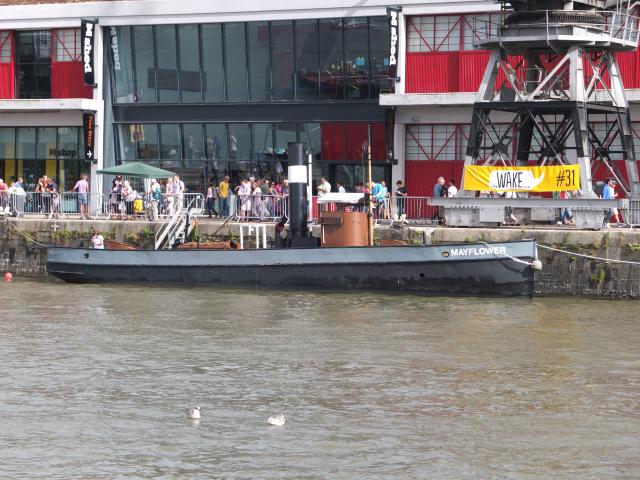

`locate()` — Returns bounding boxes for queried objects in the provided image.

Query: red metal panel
[404,160,464,196]
[406,52,450,93]
[0,63,13,99]
[458,51,490,92]
[0,32,14,99]
[51,61,92,99]
[616,51,637,88]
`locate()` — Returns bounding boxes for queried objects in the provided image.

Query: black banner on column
[386,7,401,79]
[81,19,97,86]
[83,111,96,163]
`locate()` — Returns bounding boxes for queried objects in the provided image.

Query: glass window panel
[405,125,424,161]
[0,32,12,64]
[205,124,227,181]
[275,123,297,176]
[16,31,52,99]
[463,13,487,50]
[434,15,461,52]
[408,16,435,53]
[53,29,80,62]
[17,127,36,159]
[134,124,159,161]
[227,123,250,160]
[319,18,344,100]
[369,16,391,97]
[346,123,368,161]
[295,19,319,100]
[300,122,321,163]
[110,26,136,103]
[371,122,386,160]
[0,128,14,160]
[178,25,202,103]
[38,127,57,160]
[226,123,250,180]
[344,18,369,99]
[17,127,36,187]
[247,22,270,102]
[156,25,179,103]
[224,23,248,102]
[202,24,225,102]
[321,123,346,160]
[115,124,136,161]
[62,158,79,191]
[271,20,295,101]
[251,123,274,178]
[182,124,204,168]
[160,124,181,164]
[133,26,156,103]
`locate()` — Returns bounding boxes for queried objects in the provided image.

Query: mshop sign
[81,19,98,86]
[83,111,96,163]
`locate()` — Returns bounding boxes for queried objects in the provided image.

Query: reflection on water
[0,279,639,479]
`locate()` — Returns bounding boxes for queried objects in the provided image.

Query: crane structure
[433,0,640,228]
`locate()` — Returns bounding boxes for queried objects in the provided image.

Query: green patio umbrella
[96,162,176,179]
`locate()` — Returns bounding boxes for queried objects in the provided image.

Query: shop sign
[49,148,77,158]
[463,165,580,192]
[82,19,98,85]
[387,7,401,77]
[83,111,96,163]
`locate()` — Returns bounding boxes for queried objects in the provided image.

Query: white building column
[396,10,406,95]
[90,23,105,198]
[392,122,405,186]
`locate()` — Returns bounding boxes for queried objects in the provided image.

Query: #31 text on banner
[463,165,580,192]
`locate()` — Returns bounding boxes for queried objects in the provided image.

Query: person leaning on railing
[70,174,90,220]
[395,180,407,221]
[147,179,162,221]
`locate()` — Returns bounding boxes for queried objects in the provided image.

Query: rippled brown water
[0,279,639,479]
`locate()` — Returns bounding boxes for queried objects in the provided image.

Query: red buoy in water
[4,272,12,282]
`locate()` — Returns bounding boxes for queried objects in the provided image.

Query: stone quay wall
[1,218,639,298]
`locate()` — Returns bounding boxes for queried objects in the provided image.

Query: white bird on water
[186,405,201,419]
[267,414,286,426]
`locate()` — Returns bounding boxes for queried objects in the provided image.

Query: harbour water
[0,279,639,479]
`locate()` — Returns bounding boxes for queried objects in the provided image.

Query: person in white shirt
[317,177,331,197]
[447,179,458,197]
[173,175,185,210]
[91,232,104,249]
[237,178,252,221]
[337,181,346,194]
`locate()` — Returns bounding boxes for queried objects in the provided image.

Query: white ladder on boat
[154,195,204,249]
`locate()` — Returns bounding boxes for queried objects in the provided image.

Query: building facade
[0,0,639,196]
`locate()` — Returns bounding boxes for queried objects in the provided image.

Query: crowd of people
[203,176,291,221]
[108,174,186,221]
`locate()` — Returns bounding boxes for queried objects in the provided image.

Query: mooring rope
[479,241,542,270]
[3,218,48,247]
[537,243,640,266]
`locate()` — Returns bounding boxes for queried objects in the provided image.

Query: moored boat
[46,240,537,297]
[46,142,540,297]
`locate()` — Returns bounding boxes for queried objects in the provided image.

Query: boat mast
[367,124,374,246]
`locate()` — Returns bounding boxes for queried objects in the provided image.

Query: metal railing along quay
[3,190,637,229]
[1,191,204,220]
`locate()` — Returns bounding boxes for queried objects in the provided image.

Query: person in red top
[0,178,8,212]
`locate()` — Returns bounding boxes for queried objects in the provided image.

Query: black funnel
[287,142,308,239]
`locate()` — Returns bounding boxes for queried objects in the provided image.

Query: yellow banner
[463,165,580,192]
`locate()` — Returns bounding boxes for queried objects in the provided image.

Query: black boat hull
[46,241,537,297]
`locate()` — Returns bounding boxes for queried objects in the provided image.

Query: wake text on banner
[463,165,580,192]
